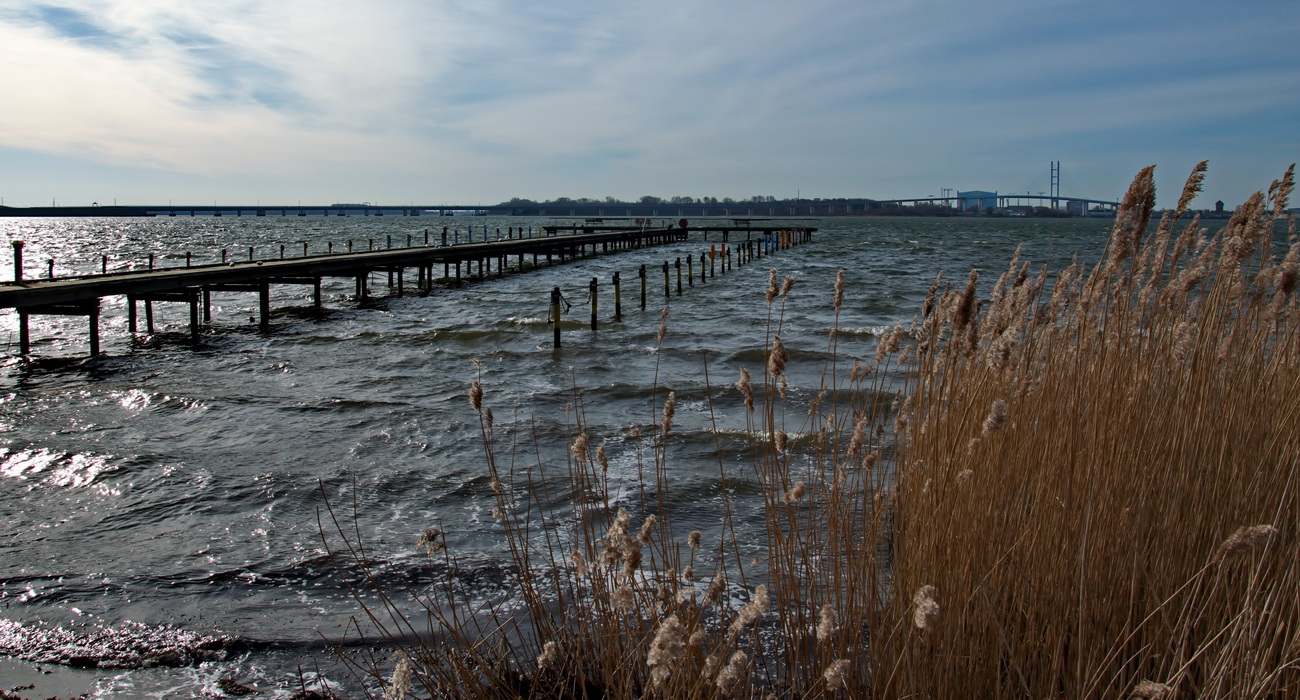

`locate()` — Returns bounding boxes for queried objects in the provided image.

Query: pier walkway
[2,224,814,357]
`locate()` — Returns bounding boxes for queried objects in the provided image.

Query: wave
[0,448,123,489]
[0,619,237,669]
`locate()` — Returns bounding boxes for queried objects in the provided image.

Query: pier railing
[2,225,814,357]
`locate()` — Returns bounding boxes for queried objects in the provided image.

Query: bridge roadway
[1,225,693,357]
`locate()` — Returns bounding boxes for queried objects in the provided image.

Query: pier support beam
[259,282,270,330]
[16,299,101,357]
[129,289,202,343]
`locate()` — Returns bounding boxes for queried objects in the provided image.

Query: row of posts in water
[10,226,541,281]
[548,228,810,347]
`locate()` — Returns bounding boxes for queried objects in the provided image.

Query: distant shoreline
[0,205,155,217]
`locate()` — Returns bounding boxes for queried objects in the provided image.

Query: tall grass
[328,163,1299,698]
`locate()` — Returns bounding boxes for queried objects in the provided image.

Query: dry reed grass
[326,163,1300,699]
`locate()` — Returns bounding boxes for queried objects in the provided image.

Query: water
[0,214,1149,695]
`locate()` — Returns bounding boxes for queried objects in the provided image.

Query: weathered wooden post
[88,300,100,357]
[102,254,108,274]
[639,264,647,310]
[589,277,598,331]
[613,271,622,321]
[687,255,693,286]
[259,281,270,330]
[304,241,309,257]
[675,258,682,296]
[551,286,563,348]
[662,261,670,299]
[11,241,24,281]
[699,252,706,284]
[47,259,54,279]
[221,249,227,264]
[189,294,199,344]
[710,245,716,278]
[248,246,255,262]
[149,253,155,270]
[17,310,29,355]
[186,252,192,267]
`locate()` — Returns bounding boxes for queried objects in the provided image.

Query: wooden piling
[12,241,23,282]
[613,271,622,321]
[89,301,100,356]
[589,277,598,331]
[551,286,562,348]
[639,264,647,310]
[255,283,269,328]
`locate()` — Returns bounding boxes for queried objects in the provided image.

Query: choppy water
[0,214,1156,695]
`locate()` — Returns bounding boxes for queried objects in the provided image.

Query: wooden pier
[2,224,815,357]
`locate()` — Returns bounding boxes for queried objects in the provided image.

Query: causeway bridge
[1,223,813,358]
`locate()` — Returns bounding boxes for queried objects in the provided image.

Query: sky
[0,0,1296,209]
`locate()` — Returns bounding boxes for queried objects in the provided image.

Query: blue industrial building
[957,190,998,213]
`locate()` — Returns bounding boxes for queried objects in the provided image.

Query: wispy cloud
[0,0,1295,205]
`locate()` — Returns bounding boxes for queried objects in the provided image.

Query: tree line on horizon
[498,194,867,207]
